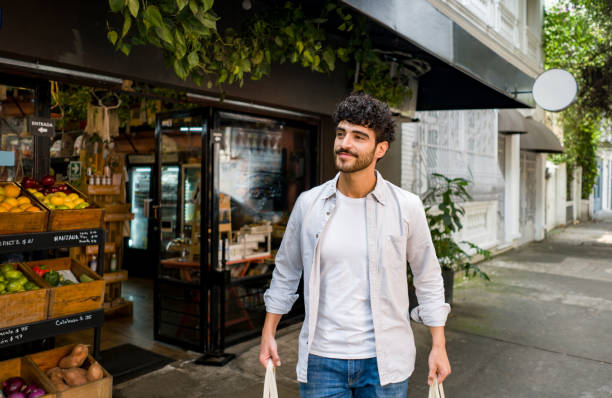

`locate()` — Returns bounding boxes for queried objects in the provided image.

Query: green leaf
[240,59,251,72]
[144,5,164,30]
[120,43,131,56]
[187,51,199,69]
[252,50,264,65]
[109,0,125,13]
[203,0,214,12]
[338,23,346,31]
[173,58,189,80]
[189,0,198,15]
[156,25,174,46]
[207,80,213,88]
[174,29,187,58]
[322,48,335,71]
[121,11,132,38]
[192,73,204,86]
[217,69,228,83]
[107,30,119,45]
[127,0,139,17]
[199,13,217,29]
[274,36,283,47]
[177,0,189,11]
[296,41,304,54]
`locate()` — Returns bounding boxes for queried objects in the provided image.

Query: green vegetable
[0,264,13,275]
[0,282,5,292]
[6,281,22,292]
[44,271,61,287]
[79,274,95,283]
[60,280,75,286]
[24,282,39,291]
[0,274,5,282]
[4,270,22,280]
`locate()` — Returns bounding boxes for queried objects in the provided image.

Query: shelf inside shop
[102,270,129,284]
[104,212,135,222]
[0,309,104,350]
[87,184,121,196]
[86,242,116,255]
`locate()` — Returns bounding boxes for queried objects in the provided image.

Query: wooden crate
[28,344,112,398]
[0,182,48,234]
[0,263,49,328]
[25,183,104,231]
[0,356,57,398]
[24,258,105,318]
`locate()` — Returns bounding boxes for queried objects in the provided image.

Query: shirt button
[326,211,330,215]
[316,234,319,238]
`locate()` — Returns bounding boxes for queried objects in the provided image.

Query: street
[114,220,612,398]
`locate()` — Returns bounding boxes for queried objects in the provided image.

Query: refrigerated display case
[128,166,151,250]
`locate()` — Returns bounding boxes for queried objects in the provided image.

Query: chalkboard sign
[28,116,56,138]
[0,229,103,253]
[0,309,103,349]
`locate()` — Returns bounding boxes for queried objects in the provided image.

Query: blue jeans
[299,354,409,398]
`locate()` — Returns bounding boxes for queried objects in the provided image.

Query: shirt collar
[322,170,386,206]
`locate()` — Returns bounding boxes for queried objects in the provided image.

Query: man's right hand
[259,333,281,368]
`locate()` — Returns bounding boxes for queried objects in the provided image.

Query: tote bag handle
[263,359,279,398]
[428,375,446,398]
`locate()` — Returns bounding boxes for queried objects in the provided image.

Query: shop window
[0,86,35,180]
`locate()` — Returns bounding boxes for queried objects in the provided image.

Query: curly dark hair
[332,93,395,144]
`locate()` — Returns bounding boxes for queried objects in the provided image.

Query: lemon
[10,208,22,213]
[56,191,67,197]
[64,201,75,209]
[3,198,18,208]
[50,196,64,206]
[73,198,84,206]
[4,185,20,198]
[17,197,31,205]
[33,192,44,199]
[27,206,41,212]
[0,208,7,213]
[66,193,79,201]
[19,203,31,210]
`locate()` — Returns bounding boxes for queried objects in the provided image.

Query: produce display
[0,185,41,214]
[0,264,40,295]
[1,376,46,398]
[45,345,103,391]
[21,176,91,210]
[32,266,94,287]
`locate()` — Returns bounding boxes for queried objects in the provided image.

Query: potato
[87,361,104,382]
[47,367,69,391]
[62,367,88,387]
[59,344,89,369]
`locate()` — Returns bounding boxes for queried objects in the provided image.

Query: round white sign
[532,69,578,112]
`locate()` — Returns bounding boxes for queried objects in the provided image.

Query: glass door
[152,108,210,351]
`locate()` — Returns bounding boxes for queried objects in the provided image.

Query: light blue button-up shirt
[264,171,451,386]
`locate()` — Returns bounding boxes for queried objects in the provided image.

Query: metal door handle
[143,198,152,218]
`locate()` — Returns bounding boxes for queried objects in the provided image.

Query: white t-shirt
[309,190,376,359]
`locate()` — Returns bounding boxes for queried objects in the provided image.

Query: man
[260,93,451,397]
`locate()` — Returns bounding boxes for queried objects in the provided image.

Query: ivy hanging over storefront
[106,0,416,108]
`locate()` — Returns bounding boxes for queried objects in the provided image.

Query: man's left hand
[428,345,451,386]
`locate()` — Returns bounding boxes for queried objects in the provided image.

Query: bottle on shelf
[89,255,98,273]
[109,254,117,272]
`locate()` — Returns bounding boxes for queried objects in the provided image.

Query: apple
[40,175,55,187]
[21,177,36,189]
[57,184,69,192]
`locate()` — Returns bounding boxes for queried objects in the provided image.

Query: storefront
[0,0,539,388]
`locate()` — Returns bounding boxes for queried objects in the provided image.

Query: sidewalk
[115,221,612,397]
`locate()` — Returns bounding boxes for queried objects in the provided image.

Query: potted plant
[408,173,490,311]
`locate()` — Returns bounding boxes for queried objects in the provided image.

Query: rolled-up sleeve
[263,194,304,315]
[406,197,451,327]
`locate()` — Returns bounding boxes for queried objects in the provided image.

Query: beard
[334,146,376,173]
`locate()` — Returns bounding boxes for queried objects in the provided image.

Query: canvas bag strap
[263,359,279,398]
[428,375,446,398]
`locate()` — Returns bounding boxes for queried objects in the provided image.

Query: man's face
[334,121,386,173]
